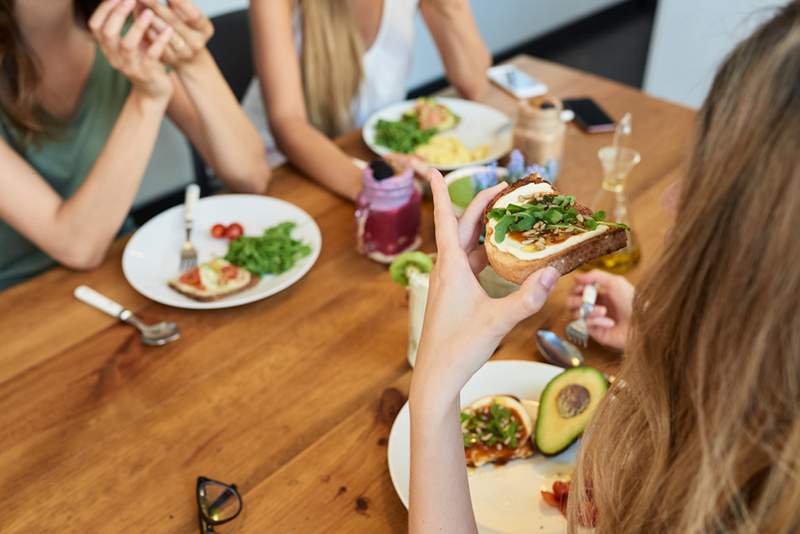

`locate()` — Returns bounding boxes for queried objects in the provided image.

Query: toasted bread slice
[462,395,535,468]
[483,176,627,285]
[168,259,259,302]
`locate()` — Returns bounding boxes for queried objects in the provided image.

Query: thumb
[493,267,560,330]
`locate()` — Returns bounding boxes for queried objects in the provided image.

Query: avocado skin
[535,367,608,456]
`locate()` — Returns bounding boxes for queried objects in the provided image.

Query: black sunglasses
[196,476,243,534]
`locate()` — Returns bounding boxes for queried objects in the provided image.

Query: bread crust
[484,175,628,284]
[168,273,260,302]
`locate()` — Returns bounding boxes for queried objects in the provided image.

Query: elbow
[227,162,272,195]
[57,242,108,271]
[454,57,492,101]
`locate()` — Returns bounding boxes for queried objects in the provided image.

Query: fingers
[88,0,119,33]
[120,8,155,53]
[575,269,620,288]
[98,0,137,48]
[430,169,460,253]
[493,267,560,330]
[458,182,507,251]
[587,317,616,329]
[169,0,213,35]
[147,25,174,60]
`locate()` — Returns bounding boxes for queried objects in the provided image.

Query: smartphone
[487,65,548,99]
[562,98,616,133]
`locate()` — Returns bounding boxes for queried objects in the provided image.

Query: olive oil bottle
[583,144,642,274]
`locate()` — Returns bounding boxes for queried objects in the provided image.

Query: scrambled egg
[414,135,489,166]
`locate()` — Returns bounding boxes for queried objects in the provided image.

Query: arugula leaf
[493,214,514,243]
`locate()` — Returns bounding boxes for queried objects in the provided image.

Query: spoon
[74,285,181,346]
[536,329,584,369]
[536,329,617,383]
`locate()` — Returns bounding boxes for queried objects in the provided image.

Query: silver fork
[179,184,200,271]
[565,283,597,348]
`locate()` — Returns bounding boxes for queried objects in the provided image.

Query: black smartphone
[562,98,616,133]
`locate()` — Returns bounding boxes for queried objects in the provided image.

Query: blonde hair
[299,0,364,137]
[570,2,800,532]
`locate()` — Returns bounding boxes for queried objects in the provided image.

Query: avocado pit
[556,384,591,418]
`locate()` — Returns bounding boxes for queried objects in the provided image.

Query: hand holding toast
[410,170,560,405]
[567,270,634,350]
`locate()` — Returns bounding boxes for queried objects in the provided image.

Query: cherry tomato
[220,265,239,282]
[210,223,226,239]
[225,222,244,240]
[179,267,204,289]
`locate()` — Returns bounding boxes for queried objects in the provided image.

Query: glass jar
[583,146,642,274]
[355,165,422,263]
[512,95,566,181]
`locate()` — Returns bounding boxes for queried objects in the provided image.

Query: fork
[565,283,597,348]
[179,184,200,272]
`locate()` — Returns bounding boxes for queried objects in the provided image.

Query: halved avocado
[535,367,608,456]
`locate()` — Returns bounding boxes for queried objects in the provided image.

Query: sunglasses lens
[199,481,241,522]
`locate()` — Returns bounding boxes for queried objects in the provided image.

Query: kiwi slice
[389,252,434,286]
[448,176,476,208]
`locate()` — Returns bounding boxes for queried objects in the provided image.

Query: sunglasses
[196,476,243,534]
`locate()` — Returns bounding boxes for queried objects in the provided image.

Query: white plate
[362,97,513,171]
[122,195,322,310]
[387,360,577,534]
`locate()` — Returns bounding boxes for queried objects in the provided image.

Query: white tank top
[242,0,420,167]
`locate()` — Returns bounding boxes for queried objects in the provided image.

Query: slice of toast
[484,176,627,285]
[168,259,259,302]
[462,396,535,468]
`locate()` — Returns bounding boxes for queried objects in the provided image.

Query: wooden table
[1,56,694,533]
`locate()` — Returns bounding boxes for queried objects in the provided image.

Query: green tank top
[0,45,131,290]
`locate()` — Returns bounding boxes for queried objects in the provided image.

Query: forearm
[55,92,167,268]
[175,51,270,193]
[423,0,491,100]
[409,380,478,534]
[273,117,362,201]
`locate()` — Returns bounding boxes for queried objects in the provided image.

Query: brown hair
[299,0,364,137]
[570,2,800,532]
[0,0,99,138]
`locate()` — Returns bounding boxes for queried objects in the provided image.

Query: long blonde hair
[571,2,800,532]
[299,0,364,137]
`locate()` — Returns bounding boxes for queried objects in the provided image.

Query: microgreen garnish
[461,401,521,449]
[488,195,628,244]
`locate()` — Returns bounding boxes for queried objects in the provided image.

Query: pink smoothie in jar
[355,163,422,263]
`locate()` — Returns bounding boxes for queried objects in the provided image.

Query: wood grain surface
[0,56,695,533]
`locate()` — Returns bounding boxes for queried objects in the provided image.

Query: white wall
[643,0,786,109]
[136,0,625,206]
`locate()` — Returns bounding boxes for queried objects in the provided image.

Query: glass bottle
[584,146,642,274]
[355,163,422,263]
[512,95,566,182]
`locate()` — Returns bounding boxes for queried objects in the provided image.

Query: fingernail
[539,267,560,291]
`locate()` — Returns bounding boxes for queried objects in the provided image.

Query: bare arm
[0,93,168,269]
[420,0,491,100]
[140,0,270,194]
[0,1,173,270]
[408,171,559,532]
[250,0,361,201]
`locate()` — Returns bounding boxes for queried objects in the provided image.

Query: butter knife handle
[74,285,124,319]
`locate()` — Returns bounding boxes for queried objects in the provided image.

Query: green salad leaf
[487,195,628,244]
[374,116,437,154]
[224,222,312,276]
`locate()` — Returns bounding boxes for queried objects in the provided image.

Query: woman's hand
[89,0,174,102]
[411,170,561,404]
[566,270,635,350]
[137,0,214,69]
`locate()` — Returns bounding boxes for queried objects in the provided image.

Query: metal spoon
[536,329,617,383]
[536,329,584,369]
[74,285,180,346]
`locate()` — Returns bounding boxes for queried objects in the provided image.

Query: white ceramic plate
[122,195,322,310]
[362,97,513,171]
[387,360,577,534]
